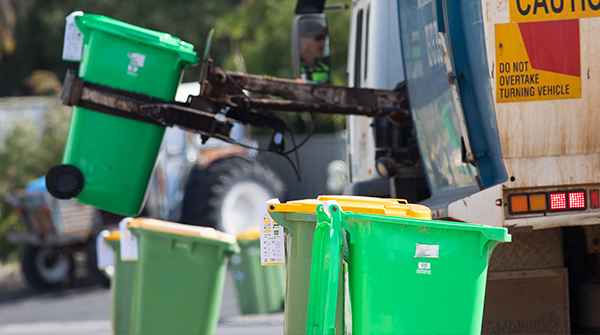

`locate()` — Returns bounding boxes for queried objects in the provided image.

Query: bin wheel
[46,164,84,199]
[180,156,285,234]
[21,245,74,291]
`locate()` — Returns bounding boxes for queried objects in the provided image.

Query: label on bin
[119,218,138,261]
[414,243,439,258]
[62,12,84,61]
[96,230,114,269]
[259,199,285,266]
[127,53,146,76]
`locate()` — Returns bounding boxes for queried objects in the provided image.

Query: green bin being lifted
[306,201,511,335]
[127,218,239,335]
[51,14,198,216]
[104,231,136,335]
[231,227,286,314]
[268,195,431,335]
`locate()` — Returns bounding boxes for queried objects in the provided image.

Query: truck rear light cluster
[509,190,593,214]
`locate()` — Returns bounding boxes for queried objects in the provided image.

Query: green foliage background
[0,0,351,95]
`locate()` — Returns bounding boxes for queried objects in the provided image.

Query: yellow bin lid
[127,218,237,244]
[105,230,120,241]
[269,195,431,220]
[236,227,261,241]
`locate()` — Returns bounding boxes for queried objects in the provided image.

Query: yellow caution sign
[510,0,600,22]
[495,20,581,103]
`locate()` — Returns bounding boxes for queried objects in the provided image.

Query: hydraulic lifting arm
[61,57,410,157]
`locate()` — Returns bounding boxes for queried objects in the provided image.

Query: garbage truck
[51,0,599,332]
[340,0,600,333]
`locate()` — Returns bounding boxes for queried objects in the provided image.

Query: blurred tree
[0,99,71,261]
[0,0,244,96]
[0,0,350,94]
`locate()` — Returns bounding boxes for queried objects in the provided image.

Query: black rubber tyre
[46,164,84,199]
[180,156,285,234]
[21,245,74,291]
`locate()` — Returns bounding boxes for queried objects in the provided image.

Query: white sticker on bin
[414,243,439,258]
[96,230,114,269]
[127,53,146,76]
[119,218,138,261]
[418,262,431,269]
[259,198,285,266]
[62,11,84,61]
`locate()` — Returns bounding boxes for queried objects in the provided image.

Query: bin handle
[306,202,343,335]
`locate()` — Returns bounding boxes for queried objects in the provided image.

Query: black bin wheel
[46,164,84,199]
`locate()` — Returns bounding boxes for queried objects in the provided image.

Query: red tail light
[549,193,567,210]
[568,191,586,209]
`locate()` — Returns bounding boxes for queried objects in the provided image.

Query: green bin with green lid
[267,195,431,335]
[126,218,239,335]
[231,227,286,314]
[104,231,136,335]
[49,14,198,216]
[306,201,512,335]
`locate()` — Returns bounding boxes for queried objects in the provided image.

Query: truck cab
[345,0,506,208]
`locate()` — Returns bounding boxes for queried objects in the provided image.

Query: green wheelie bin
[126,218,239,335]
[230,227,286,314]
[306,201,512,335]
[104,231,136,335]
[267,195,431,335]
[49,14,198,216]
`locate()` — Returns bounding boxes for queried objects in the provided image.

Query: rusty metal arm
[227,71,408,118]
[198,58,411,124]
[61,58,411,155]
[61,69,233,139]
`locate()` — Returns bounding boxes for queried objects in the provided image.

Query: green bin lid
[339,209,511,243]
[75,14,199,65]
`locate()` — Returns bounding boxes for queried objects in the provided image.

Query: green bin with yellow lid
[230,227,286,314]
[267,195,431,335]
[126,218,239,335]
[306,200,511,335]
[104,231,136,335]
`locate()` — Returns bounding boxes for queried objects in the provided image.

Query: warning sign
[495,19,581,103]
[510,0,600,22]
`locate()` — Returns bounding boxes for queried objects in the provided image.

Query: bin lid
[75,14,199,65]
[127,218,237,244]
[269,195,431,220]
[105,230,120,241]
[236,227,260,241]
[341,210,512,243]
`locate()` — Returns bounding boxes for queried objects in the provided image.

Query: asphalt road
[0,269,283,335]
